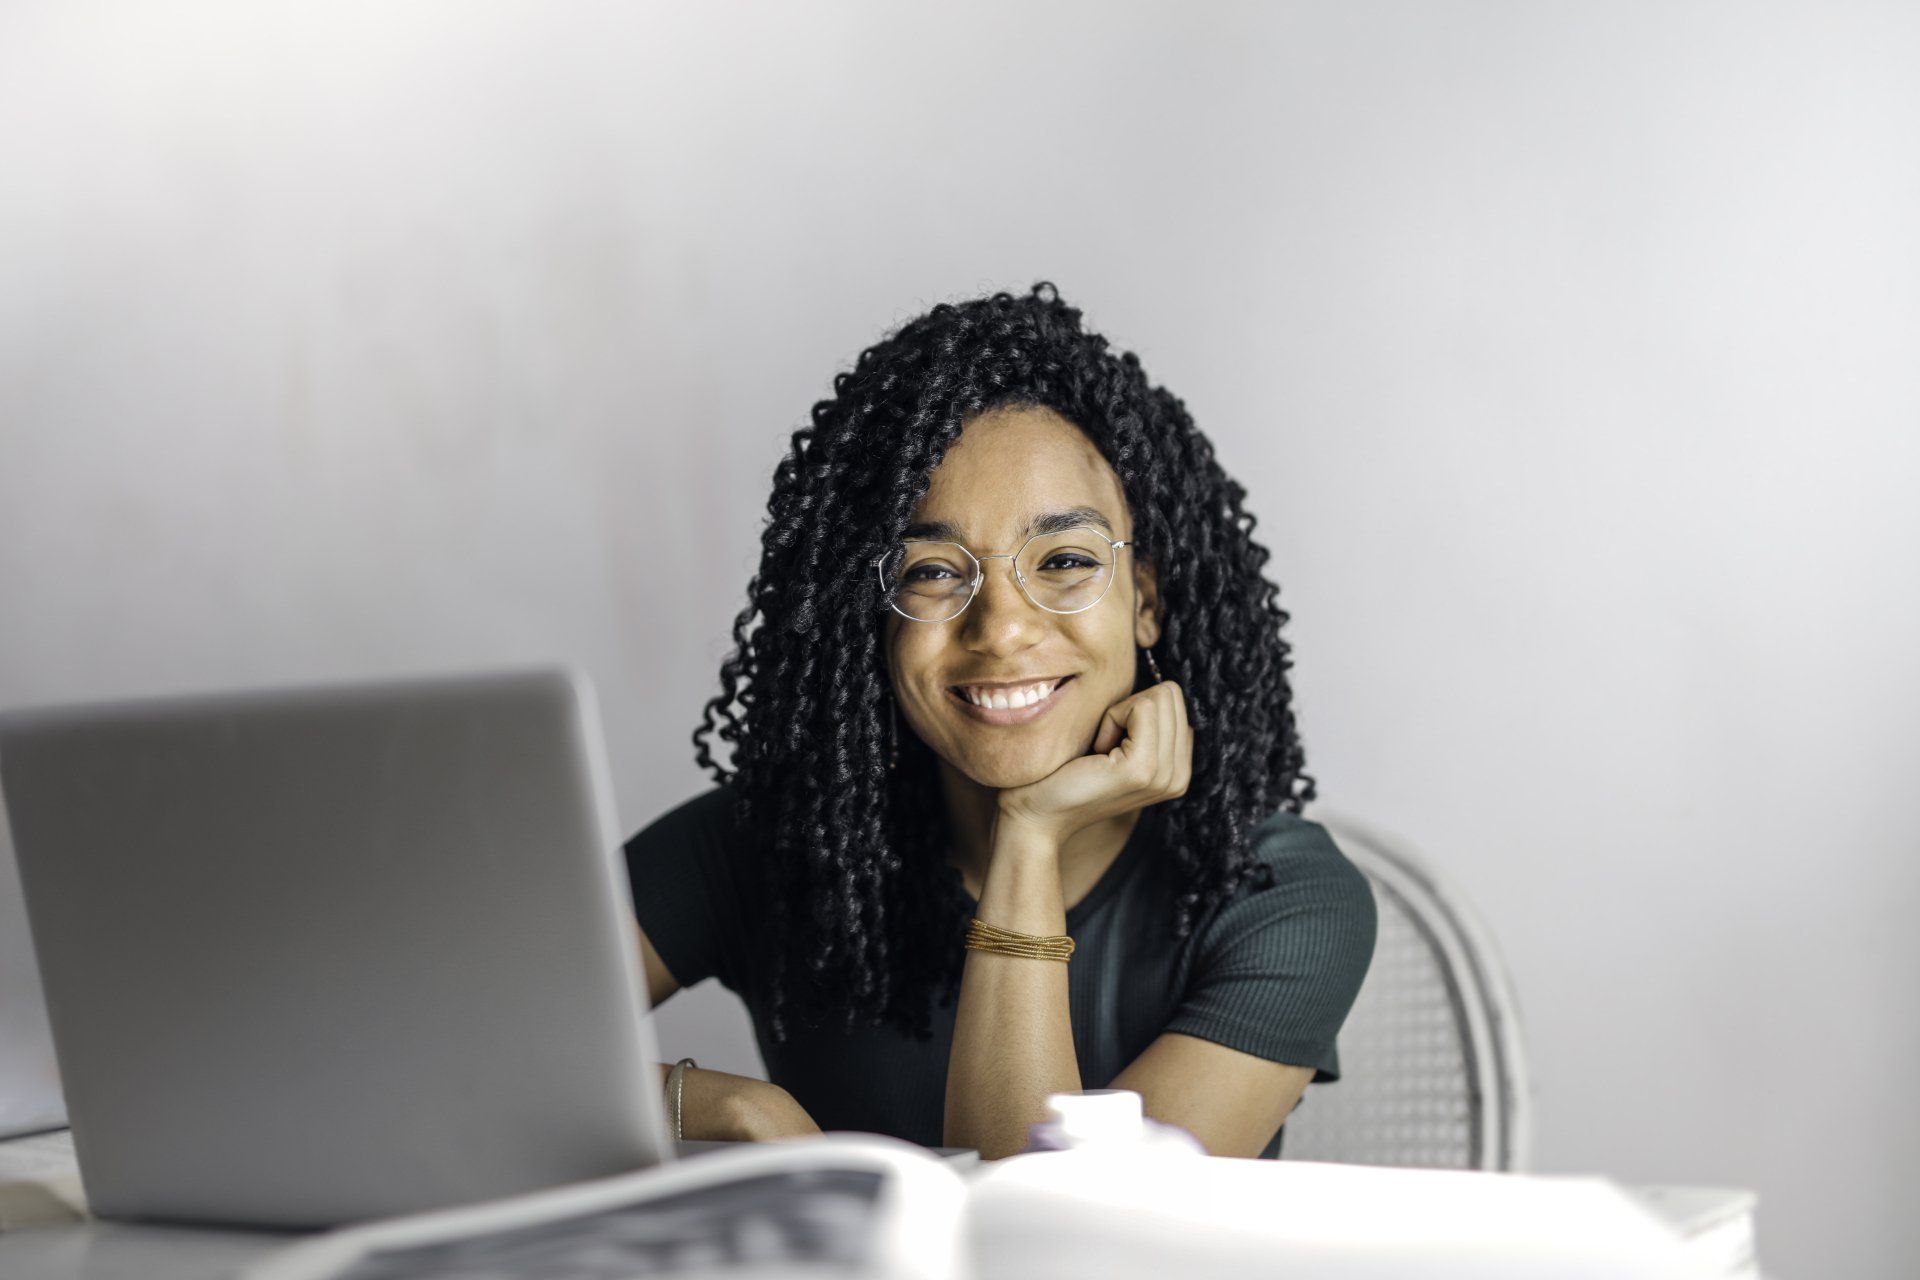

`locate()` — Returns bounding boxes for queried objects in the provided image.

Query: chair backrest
[1279,809,1532,1172]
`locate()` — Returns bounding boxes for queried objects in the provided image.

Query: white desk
[0,1216,293,1280]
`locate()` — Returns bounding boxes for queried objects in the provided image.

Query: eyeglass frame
[873,523,1138,623]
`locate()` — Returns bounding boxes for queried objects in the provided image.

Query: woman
[627,283,1376,1161]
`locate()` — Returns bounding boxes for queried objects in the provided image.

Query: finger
[1158,693,1178,793]
[1171,684,1191,796]
[1102,697,1154,782]
[1165,680,1189,734]
[1172,703,1193,797]
[1127,699,1163,787]
[1091,688,1151,756]
[1140,683,1172,792]
[1136,690,1167,790]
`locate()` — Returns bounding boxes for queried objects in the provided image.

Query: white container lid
[1045,1089,1146,1145]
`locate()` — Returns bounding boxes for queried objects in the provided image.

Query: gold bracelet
[965,916,1075,962]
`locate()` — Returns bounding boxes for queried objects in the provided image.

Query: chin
[960,746,1075,791]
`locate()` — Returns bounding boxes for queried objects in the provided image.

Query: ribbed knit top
[624,786,1377,1160]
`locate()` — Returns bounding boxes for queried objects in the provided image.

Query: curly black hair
[691,282,1315,1045]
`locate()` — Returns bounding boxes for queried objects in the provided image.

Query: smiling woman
[625,283,1377,1160]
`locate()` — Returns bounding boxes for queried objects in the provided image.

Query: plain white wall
[3,2,1914,1274]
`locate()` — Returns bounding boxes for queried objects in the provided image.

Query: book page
[334,1168,886,1279]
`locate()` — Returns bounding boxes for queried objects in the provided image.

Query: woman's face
[882,404,1161,790]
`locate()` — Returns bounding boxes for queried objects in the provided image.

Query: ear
[1132,555,1163,650]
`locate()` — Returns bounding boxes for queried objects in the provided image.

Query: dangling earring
[888,696,900,771]
[1142,645,1164,684]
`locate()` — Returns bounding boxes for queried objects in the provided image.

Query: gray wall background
[3,2,1914,1274]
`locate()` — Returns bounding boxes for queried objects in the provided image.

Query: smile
[945,676,1074,725]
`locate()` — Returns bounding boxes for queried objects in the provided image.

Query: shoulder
[620,782,768,995]
[623,781,738,846]
[1250,810,1373,901]
[622,782,763,877]
[629,782,748,852]
[1198,808,1378,960]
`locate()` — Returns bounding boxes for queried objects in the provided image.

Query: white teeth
[961,679,1060,709]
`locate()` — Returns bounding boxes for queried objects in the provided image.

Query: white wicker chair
[1279,809,1532,1172]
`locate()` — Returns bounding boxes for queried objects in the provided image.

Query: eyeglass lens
[880,525,1115,622]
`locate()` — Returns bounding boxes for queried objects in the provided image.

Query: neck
[937,760,1143,905]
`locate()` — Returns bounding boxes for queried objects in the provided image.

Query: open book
[4,1126,1749,1279]
[238,1134,968,1280]
[232,1130,1741,1280]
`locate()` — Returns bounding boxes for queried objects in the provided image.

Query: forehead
[905,405,1128,544]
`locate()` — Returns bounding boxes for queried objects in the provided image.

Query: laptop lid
[0,666,674,1228]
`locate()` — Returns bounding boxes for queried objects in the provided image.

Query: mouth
[945,675,1075,726]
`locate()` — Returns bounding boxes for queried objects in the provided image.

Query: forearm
[655,1063,821,1142]
[943,821,1082,1159]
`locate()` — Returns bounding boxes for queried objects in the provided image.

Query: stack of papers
[1631,1184,1760,1280]
[965,1150,1732,1280]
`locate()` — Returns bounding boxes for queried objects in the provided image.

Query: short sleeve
[1162,812,1378,1082]
[621,785,755,996]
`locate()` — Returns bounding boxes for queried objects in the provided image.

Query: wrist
[675,1068,816,1142]
[991,807,1066,860]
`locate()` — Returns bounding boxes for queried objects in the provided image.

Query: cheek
[1075,626,1137,692]
[882,623,912,688]
[886,635,942,722]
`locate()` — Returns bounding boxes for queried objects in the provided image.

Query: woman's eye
[1041,555,1097,571]
[904,564,958,582]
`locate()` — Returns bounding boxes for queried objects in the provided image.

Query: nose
[957,554,1044,652]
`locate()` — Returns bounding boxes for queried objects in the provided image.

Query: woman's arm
[653,1062,822,1142]
[640,925,819,1141]
[942,820,1083,1159]
[945,680,1192,1160]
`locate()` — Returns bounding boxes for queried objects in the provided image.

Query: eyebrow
[901,506,1115,545]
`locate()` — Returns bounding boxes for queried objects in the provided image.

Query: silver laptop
[0,667,677,1229]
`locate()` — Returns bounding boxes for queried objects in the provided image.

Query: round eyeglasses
[875,523,1136,624]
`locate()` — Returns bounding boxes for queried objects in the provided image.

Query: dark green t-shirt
[624,785,1377,1160]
